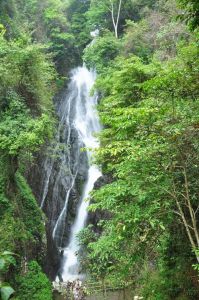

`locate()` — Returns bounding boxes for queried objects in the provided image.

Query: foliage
[0,252,16,300]
[0,0,91,75]
[78,1,199,298]
[15,173,45,238]
[0,5,57,299]
[66,0,91,60]
[14,261,52,300]
[0,0,198,298]
[122,6,189,61]
[178,0,199,30]
[0,93,53,156]
[0,285,15,300]
[0,252,16,274]
[86,0,156,36]
[80,40,199,298]
[0,156,10,217]
[0,170,48,297]
[83,32,121,73]
[0,31,55,113]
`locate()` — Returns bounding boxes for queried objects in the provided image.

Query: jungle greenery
[0,0,89,298]
[80,0,199,299]
[0,0,199,299]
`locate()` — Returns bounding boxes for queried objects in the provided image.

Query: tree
[169,167,199,263]
[109,0,122,38]
[80,42,199,297]
[83,31,121,72]
[178,0,199,30]
[87,0,130,38]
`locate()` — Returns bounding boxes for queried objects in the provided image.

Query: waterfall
[40,66,101,281]
[61,67,102,281]
[51,87,82,247]
[39,65,101,279]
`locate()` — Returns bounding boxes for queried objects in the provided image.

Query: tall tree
[109,0,122,38]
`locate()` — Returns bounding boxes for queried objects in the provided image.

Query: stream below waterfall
[54,289,133,300]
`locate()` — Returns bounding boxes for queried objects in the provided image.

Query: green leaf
[1,286,15,300]
[160,224,166,231]
[0,258,5,270]
[1,251,15,256]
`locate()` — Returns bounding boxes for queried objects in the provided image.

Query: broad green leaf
[0,258,5,271]
[1,286,15,300]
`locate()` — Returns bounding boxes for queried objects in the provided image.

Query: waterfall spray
[42,66,101,280]
[61,67,101,281]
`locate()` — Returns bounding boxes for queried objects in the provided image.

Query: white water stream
[57,67,102,281]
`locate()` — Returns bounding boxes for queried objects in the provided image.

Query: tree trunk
[110,0,122,38]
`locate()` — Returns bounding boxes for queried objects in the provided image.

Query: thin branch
[164,184,199,262]
[109,0,122,38]
[116,0,122,28]
[173,211,194,230]
[175,196,196,250]
[183,167,199,247]
[110,0,116,28]
[194,205,199,216]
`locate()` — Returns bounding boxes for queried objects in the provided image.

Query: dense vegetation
[0,0,90,299]
[79,0,199,299]
[0,0,199,299]
[0,9,53,300]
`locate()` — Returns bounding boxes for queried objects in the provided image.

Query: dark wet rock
[26,68,103,280]
[26,86,89,279]
[87,174,112,234]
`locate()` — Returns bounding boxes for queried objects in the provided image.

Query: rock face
[87,174,112,235]
[27,65,109,282]
[27,82,88,279]
[27,66,103,280]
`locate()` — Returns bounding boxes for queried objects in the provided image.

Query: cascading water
[40,66,101,281]
[38,64,101,281]
[61,67,102,281]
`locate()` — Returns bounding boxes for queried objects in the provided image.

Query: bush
[14,261,52,300]
[15,172,45,238]
[83,31,121,73]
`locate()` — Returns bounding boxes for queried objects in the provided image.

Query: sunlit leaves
[0,93,53,155]
[0,286,15,300]
[177,0,199,30]
[83,32,121,73]
[81,42,199,287]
